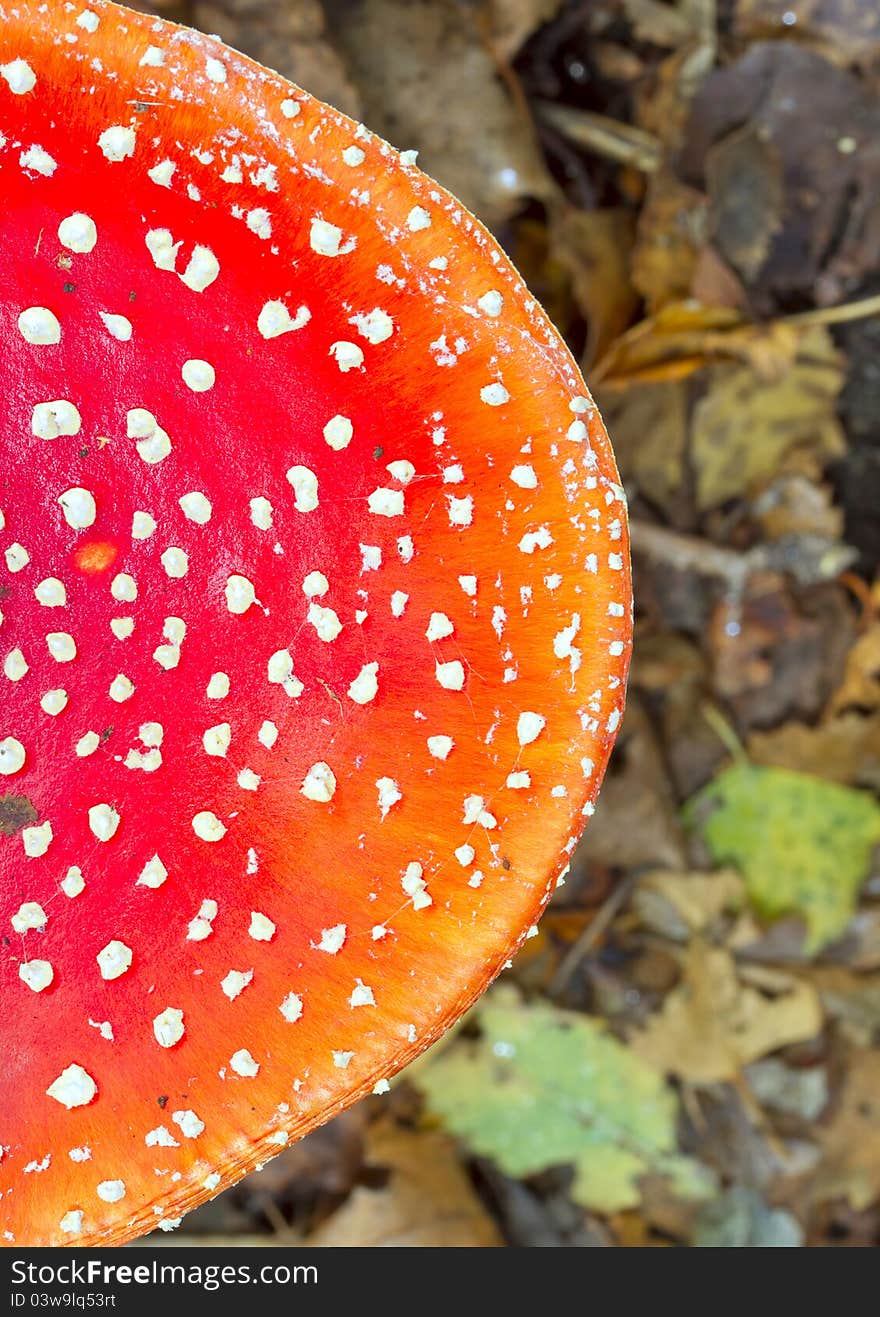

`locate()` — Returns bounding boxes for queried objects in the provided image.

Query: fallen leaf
[692,1185,803,1246]
[805,966,880,1047]
[416,986,715,1214]
[549,205,638,367]
[734,0,880,69]
[810,1049,880,1210]
[828,626,880,717]
[305,1124,503,1247]
[704,122,784,283]
[686,761,880,952]
[707,573,852,729]
[745,1058,829,1122]
[630,941,823,1083]
[748,714,880,792]
[631,169,709,311]
[633,868,745,942]
[594,379,689,521]
[323,0,554,225]
[680,42,880,307]
[691,327,846,509]
[488,0,564,60]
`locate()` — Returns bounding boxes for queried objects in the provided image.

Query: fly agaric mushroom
[0,0,631,1246]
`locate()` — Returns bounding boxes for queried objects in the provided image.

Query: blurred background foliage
[131,0,880,1247]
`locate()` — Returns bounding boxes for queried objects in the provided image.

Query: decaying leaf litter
[130,0,880,1247]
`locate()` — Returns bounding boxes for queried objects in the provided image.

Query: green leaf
[686,762,880,954]
[414,987,714,1214]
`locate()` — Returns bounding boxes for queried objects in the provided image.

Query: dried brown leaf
[323,0,554,225]
[691,327,846,509]
[630,941,823,1084]
[305,1124,503,1247]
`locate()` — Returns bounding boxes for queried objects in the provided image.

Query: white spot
[315,924,346,953]
[350,308,394,344]
[75,733,99,759]
[279,993,303,1023]
[182,359,215,391]
[368,488,404,517]
[58,487,96,530]
[511,464,538,489]
[250,496,273,529]
[376,777,401,818]
[20,144,57,176]
[153,1007,185,1048]
[99,312,132,341]
[258,720,278,749]
[96,1181,126,1204]
[301,762,336,803]
[180,246,220,293]
[436,660,465,691]
[98,125,135,162]
[46,632,76,662]
[192,811,227,842]
[407,206,431,231]
[33,400,81,440]
[1,59,36,94]
[202,724,231,758]
[459,575,477,596]
[207,672,230,700]
[23,822,53,858]
[287,465,319,512]
[4,648,29,681]
[323,414,353,450]
[160,547,188,578]
[221,969,253,1001]
[0,737,26,775]
[88,803,120,842]
[96,940,132,980]
[447,495,473,527]
[60,1211,84,1235]
[132,511,156,540]
[477,290,503,316]
[328,341,364,372]
[230,1049,259,1077]
[34,577,66,607]
[58,214,98,259]
[348,662,379,705]
[308,603,342,642]
[480,383,510,406]
[267,649,303,698]
[257,300,310,338]
[127,408,172,465]
[47,1065,97,1109]
[205,57,227,84]
[310,217,355,256]
[225,574,256,615]
[427,735,454,760]
[249,912,276,942]
[426,612,454,642]
[19,960,53,992]
[147,159,176,188]
[137,855,167,889]
[109,673,134,703]
[18,307,60,345]
[172,1110,205,1138]
[179,491,212,525]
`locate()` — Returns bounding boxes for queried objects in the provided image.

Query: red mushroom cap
[0,0,631,1245]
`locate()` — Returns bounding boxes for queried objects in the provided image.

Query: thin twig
[549,873,638,995]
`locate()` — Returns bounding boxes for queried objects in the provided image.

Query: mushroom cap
[0,0,631,1245]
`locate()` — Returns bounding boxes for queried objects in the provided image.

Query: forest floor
[132,0,880,1247]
